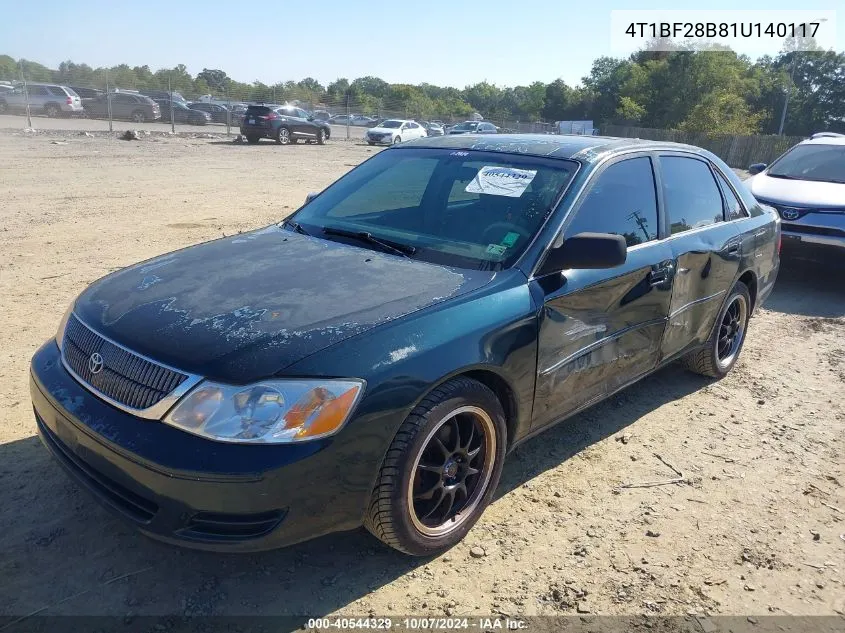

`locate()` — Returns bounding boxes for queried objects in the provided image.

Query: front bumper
[782,228,845,249]
[30,341,371,552]
[366,135,393,145]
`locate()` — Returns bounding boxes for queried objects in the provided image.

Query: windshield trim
[285,146,581,271]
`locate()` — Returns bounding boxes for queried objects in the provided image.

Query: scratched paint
[72,226,494,381]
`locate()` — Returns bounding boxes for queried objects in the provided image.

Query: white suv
[0,83,84,117]
[746,132,845,253]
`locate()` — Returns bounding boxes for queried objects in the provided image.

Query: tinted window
[714,170,747,220]
[565,157,658,246]
[659,156,724,234]
[47,86,66,96]
[246,105,272,115]
[113,94,134,103]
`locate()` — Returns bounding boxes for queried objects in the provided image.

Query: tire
[364,377,507,556]
[0,100,8,113]
[317,129,326,145]
[131,110,145,123]
[246,135,260,144]
[276,127,291,145]
[393,135,402,144]
[45,104,60,118]
[682,281,751,378]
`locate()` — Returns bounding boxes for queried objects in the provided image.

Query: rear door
[532,154,675,429]
[656,154,742,361]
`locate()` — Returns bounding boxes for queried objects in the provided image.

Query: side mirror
[538,232,627,275]
[748,163,767,175]
[304,191,319,205]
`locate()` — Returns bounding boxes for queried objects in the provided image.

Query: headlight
[163,379,364,444]
[55,300,75,349]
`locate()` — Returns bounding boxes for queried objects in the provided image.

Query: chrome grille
[62,314,188,411]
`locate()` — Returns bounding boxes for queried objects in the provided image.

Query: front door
[656,154,742,360]
[532,154,675,429]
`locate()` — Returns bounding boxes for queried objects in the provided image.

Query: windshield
[380,120,403,129]
[768,144,845,183]
[453,123,477,131]
[288,148,578,270]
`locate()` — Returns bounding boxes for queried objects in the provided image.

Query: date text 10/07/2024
[305,617,529,630]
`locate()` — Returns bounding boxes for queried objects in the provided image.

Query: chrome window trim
[59,313,203,420]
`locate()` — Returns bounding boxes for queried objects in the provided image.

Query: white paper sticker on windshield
[466,166,537,198]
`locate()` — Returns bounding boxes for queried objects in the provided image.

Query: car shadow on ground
[765,248,845,318]
[0,364,708,623]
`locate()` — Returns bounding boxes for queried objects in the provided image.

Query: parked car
[421,121,444,136]
[141,89,187,104]
[85,93,161,122]
[312,109,331,122]
[154,99,211,125]
[68,86,104,107]
[448,121,498,135]
[187,102,232,124]
[351,115,377,126]
[746,132,845,256]
[365,119,427,145]
[0,83,83,117]
[240,105,328,144]
[31,134,780,557]
[328,114,350,124]
[275,105,331,140]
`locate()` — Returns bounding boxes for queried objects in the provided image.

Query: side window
[714,170,747,220]
[47,86,65,96]
[565,157,659,246]
[659,156,725,234]
[29,86,48,96]
[328,157,437,217]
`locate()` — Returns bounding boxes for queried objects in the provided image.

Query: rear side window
[29,86,48,96]
[565,156,659,246]
[714,170,747,220]
[660,156,724,234]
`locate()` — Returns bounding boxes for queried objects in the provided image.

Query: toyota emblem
[781,208,801,221]
[88,352,104,375]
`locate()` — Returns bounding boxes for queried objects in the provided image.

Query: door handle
[648,269,670,286]
[727,243,740,255]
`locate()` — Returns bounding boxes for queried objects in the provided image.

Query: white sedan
[365,119,427,145]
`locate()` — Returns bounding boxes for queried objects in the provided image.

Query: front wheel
[682,281,751,378]
[317,129,326,145]
[364,377,506,556]
[393,135,402,144]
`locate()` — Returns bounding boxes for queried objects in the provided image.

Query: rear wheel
[131,110,145,123]
[317,129,326,145]
[276,127,291,145]
[45,103,60,118]
[364,377,506,556]
[682,281,751,378]
[246,135,260,144]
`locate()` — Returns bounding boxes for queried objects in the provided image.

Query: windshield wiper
[322,226,416,257]
[766,173,800,180]
[283,220,310,236]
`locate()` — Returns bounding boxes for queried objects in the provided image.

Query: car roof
[398,133,710,163]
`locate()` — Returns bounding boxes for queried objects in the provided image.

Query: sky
[0,0,841,89]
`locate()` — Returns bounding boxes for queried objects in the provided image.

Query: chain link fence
[0,75,560,138]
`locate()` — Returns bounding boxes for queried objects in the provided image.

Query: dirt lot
[0,129,843,623]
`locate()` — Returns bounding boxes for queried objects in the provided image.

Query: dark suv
[84,93,161,123]
[240,105,330,145]
[154,100,211,125]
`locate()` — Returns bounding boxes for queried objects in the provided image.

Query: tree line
[1,44,842,136]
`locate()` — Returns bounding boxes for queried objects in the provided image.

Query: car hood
[368,127,398,135]
[73,226,494,382]
[748,173,845,207]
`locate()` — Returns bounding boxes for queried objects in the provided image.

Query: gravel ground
[0,129,842,624]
